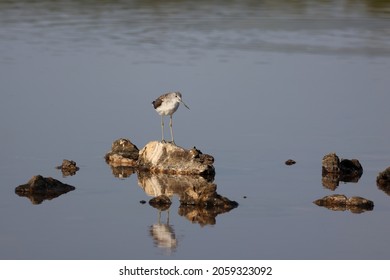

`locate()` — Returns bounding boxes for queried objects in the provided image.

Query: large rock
[105,138,139,166]
[15,175,75,205]
[313,194,374,213]
[137,141,215,177]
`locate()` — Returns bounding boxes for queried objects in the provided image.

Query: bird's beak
[181,100,190,110]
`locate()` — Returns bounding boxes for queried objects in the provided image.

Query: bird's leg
[161,115,165,143]
[170,114,175,144]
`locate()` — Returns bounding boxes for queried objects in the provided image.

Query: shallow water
[1,0,390,259]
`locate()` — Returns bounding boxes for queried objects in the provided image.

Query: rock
[322,153,340,173]
[149,195,172,211]
[321,153,363,189]
[376,167,390,195]
[339,159,363,181]
[285,159,296,165]
[137,141,215,177]
[15,175,75,205]
[105,138,139,166]
[180,184,238,210]
[56,159,79,176]
[313,194,374,213]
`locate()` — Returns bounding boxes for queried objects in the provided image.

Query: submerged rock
[313,194,374,213]
[56,159,79,176]
[15,175,75,205]
[321,153,363,190]
[137,141,215,177]
[105,138,139,166]
[376,167,390,195]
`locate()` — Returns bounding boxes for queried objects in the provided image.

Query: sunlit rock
[137,141,215,177]
[55,159,79,176]
[322,153,341,173]
[104,138,139,166]
[313,194,374,213]
[376,167,390,195]
[15,175,75,205]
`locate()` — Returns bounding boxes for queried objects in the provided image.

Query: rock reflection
[137,172,211,197]
[149,210,177,255]
[179,205,228,226]
[107,165,136,179]
[137,172,238,226]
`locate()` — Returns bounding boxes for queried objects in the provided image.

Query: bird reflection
[149,210,177,255]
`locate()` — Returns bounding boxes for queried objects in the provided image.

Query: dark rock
[149,195,172,211]
[140,200,146,204]
[137,141,215,177]
[321,153,363,189]
[313,194,374,213]
[339,159,363,181]
[285,159,296,165]
[56,159,79,176]
[105,138,139,166]
[376,167,390,195]
[15,175,75,205]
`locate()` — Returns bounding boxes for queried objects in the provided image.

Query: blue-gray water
[1,0,390,259]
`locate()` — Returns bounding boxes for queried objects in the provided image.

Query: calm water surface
[1,0,390,259]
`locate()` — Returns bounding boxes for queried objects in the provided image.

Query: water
[1,0,390,259]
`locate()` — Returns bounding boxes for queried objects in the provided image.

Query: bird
[152,92,190,144]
